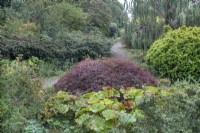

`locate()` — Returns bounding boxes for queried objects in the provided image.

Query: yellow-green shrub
[146,26,200,81]
[2,19,38,36]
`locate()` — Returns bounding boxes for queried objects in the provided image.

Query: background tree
[123,0,200,50]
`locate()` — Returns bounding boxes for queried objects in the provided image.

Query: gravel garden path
[111,41,131,60]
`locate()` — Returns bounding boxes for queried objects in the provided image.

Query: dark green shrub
[146,26,200,81]
[41,2,88,36]
[1,31,111,62]
[54,58,158,94]
[109,23,118,37]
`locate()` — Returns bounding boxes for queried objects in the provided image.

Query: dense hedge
[146,26,200,81]
[1,32,111,62]
[54,58,158,94]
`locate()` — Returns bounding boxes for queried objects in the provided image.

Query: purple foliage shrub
[54,58,158,94]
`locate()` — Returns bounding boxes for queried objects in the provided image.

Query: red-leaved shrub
[54,58,158,94]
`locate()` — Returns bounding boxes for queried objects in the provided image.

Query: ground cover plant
[54,58,158,94]
[43,86,172,132]
[43,82,200,132]
[146,26,200,81]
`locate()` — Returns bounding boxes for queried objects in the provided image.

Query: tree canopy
[123,0,200,50]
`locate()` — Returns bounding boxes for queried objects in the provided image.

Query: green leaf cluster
[43,86,174,132]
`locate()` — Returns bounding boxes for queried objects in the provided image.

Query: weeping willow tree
[124,0,200,50]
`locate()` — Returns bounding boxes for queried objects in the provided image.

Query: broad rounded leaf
[102,110,118,120]
[76,114,90,125]
[88,116,105,131]
[119,112,137,125]
[99,99,113,105]
[88,103,105,113]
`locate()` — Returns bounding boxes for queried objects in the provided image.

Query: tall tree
[124,0,200,50]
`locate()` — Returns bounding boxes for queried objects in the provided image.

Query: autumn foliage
[54,58,158,94]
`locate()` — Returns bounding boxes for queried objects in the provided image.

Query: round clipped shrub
[54,58,158,94]
[146,26,200,81]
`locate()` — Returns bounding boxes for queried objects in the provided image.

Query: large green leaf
[76,107,90,117]
[88,93,105,104]
[102,110,118,120]
[119,112,137,125]
[112,103,123,112]
[88,103,105,113]
[99,99,113,105]
[124,89,143,99]
[76,114,90,125]
[83,92,95,99]
[102,87,120,97]
[88,116,105,132]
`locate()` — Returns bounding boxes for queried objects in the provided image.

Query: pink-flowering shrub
[54,58,158,94]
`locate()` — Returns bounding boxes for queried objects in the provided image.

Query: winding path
[111,41,131,60]
[43,40,130,88]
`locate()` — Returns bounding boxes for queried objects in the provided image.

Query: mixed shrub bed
[42,82,200,132]
[54,58,158,94]
[0,0,114,64]
[146,26,200,81]
[1,52,200,133]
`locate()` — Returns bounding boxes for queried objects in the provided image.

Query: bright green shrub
[0,59,44,132]
[146,26,200,81]
[2,19,38,36]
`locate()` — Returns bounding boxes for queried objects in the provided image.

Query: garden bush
[0,59,44,132]
[41,2,88,36]
[129,81,200,133]
[146,26,200,81]
[1,31,111,62]
[43,86,168,132]
[44,84,199,132]
[54,58,158,94]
